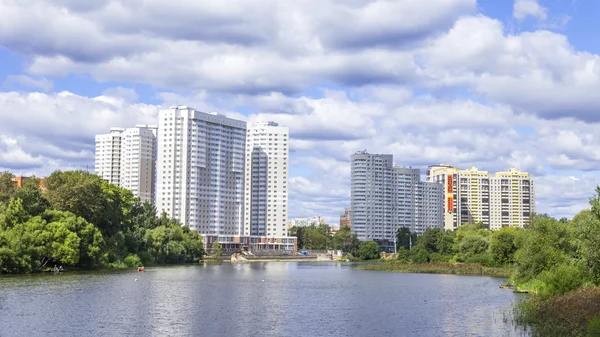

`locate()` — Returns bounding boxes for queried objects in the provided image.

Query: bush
[536,264,584,297]
[464,252,495,267]
[357,241,379,261]
[124,254,142,267]
[514,286,600,337]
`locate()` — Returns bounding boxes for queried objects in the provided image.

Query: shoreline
[357,262,513,278]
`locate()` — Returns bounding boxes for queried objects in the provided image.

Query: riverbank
[514,286,600,336]
[357,262,513,278]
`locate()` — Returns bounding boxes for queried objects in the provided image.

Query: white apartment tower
[120,125,158,203]
[427,165,536,230]
[156,106,246,234]
[95,125,157,203]
[244,121,289,237]
[351,151,443,241]
[95,127,124,185]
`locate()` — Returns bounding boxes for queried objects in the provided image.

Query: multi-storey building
[427,165,535,230]
[156,106,247,234]
[288,217,325,228]
[95,127,124,185]
[243,121,289,237]
[120,125,158,203]
[95,125,157,203]
[351,151,443,241]
[340,208,351,227]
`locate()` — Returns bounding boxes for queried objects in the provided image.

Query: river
[0,263,528,336]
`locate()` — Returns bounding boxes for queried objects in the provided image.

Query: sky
[1,0,599,225]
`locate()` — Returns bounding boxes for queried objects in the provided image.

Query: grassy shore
[514,286,600,337]
[357,262,513,278]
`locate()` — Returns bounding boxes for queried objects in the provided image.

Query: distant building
[201,234,297,254]
[11,176,29,188]
[340,207,351,227]
[244,121,289,237]
[350,151,443,241]
[427,165,536,230]
[289,216,326,228]
[95,127,124,186]
[94,125,157,203]
[11,176,47,191]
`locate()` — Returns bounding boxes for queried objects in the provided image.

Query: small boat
[137,266,145,272]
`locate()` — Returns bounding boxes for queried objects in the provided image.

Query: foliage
[211,242,223,262]
[0,170,204,274]
[514,287,600,337]
[357,241,379,260]
[289,224,359,253]
[358,262,511,278]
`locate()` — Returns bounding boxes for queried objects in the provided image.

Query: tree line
[0,170,205,274]
[289,224,379,261]
[397,187,600,297]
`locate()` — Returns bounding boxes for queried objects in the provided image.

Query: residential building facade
[120,125,158,203]
[340,208,351,227]
[156,106,247,234]
[95,125,157,203]
[95,127,124,185]
[351,151,443,241]
[427,165,536,230]
[243,121,289,237]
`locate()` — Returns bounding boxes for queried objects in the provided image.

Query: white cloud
[1,0,600,221]
[2,75,53,92]
[513,0,548,21]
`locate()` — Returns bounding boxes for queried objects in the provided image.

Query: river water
[0,263,528,336]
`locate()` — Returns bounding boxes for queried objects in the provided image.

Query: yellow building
[427,165,535,230]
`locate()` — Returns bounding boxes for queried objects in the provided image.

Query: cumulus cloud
[513,0,548,21]
[1,0,600,221]
[2,75,53,92]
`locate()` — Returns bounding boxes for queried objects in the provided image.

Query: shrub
[357,241,379,261]
[124,254,142,267]
[536,264,584,297]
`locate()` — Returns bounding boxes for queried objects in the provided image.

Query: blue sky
[1,0,600,224]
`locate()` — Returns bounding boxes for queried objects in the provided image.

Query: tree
[0,171,16,204]
[212,242,223,262]
[348,233,360,256]
[357,241,380,260]
[490,227,518,266]
[333,225,352,251]
[12,177,50,217]
[396,227,415,250]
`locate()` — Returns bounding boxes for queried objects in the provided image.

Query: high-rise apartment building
[351,151,443,241]
[120,125,158,203]
[95,127,124,185]
[427,165,535,230]
[244,121,289,237]
[156,106,247,234]
[95,125,157,203]
[340,208,351,227]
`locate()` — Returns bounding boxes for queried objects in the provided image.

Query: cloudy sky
[1,0,599,224]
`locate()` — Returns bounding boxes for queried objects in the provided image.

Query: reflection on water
[0,263,528,336]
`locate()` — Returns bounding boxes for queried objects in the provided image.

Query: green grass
[357,262,512,278]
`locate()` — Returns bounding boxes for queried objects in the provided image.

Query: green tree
[490,227,518,266]
[12,178,50,217]
[333,225,354,251]
[357,241,380,260]
[0,171,16,204]
[396,227,417,250]
[212,242,223,261]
